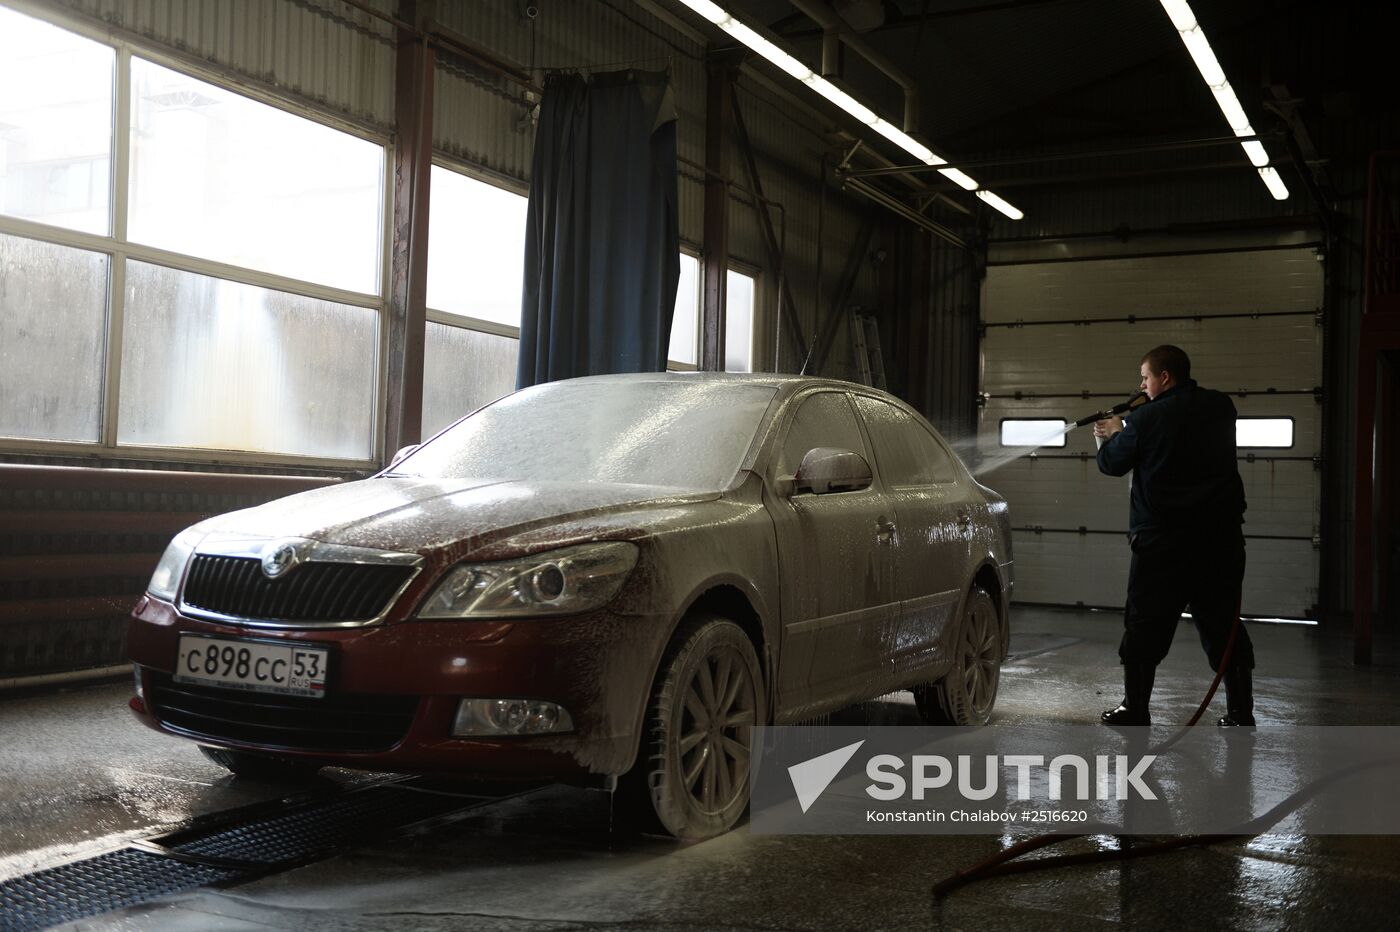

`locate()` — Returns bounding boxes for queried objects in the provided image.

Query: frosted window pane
[119,262,377,459]
[426,167,526,326]
[1000,419,1069,447]
[668,253,700,366]
[0,233,107,441]
[423,322,518,437]
[726,270,754,372]
[1236,418,1293,448]
[0,8,113,234]
[128,59,384,294]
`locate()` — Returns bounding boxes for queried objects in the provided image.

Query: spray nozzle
[1073,391,1148,428]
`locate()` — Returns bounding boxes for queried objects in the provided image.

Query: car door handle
[876,518,897,540]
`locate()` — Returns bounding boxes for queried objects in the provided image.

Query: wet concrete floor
[3,607,1400,930]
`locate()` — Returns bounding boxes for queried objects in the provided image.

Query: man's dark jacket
[1096,379,1246,535]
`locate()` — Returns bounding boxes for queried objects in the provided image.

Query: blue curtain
[517,69,680,388]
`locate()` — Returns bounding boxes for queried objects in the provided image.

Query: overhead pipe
[788,0,921,132]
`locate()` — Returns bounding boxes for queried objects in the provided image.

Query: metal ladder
[850,312,887,390]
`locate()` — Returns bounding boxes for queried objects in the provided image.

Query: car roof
[542,370,890,402]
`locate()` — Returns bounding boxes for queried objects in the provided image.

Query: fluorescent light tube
[1158,0,1198,31]
[719,19,812,80]
[1240,140,1270,167]
[1178,27,1225,86]
[1210,84,1252,134]
[802,75,878,125]
[977,190,1024,220]
[1257,166,1289,200]
[675,0,729,24]
[938,167,980,191]
[871,119,944,165]
[684,2,1020,214]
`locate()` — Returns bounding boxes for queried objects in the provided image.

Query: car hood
[197,477,719,555]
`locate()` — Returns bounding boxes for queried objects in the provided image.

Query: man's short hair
[1142,344,1191,381]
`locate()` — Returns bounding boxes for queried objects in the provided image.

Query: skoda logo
[261,541,302,579]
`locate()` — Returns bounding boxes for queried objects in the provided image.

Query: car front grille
[181,555,415,623]
[146,672,418,753]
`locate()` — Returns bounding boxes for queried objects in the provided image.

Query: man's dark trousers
[1120,525,1253,671]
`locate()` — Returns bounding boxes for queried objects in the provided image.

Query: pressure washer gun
[1074,391,1148,428]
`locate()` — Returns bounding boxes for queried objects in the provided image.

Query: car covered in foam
[129,372,1012,838]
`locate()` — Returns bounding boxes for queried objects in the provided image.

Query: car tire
[199,745,322,781]
[628,615,765,840]
[913,587,1001,726]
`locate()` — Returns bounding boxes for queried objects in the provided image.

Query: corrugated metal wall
[878,224,980,441]
[44,0,397,129]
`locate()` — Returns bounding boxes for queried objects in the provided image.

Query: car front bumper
[127,595,671,780]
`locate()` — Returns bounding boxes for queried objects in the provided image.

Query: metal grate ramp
[0,848,239,932]
[0,778,523,931]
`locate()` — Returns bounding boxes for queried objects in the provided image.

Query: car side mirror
[387,444,419,469]
[791,447,873,495]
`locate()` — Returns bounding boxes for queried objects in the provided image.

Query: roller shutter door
[978,247,1323,618]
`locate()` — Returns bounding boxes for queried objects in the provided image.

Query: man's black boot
[1217,665,1255,727]
[1101,663,1155,726]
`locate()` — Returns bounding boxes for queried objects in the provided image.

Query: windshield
[394,378,778,492]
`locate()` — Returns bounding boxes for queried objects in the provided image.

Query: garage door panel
[983,251,1323,323]
[980,394,1319,459]
[1012,532,1317,617]
[1238,462,1318,537]
[1009,532,1130,607]
[980,397,1100,456]
[982,456,1315,537]
[1242,540,1318,617]
[1232,395,1320,453]
[981,458,1128,530]
[982,318,1321,395]
[979,393,1319,458]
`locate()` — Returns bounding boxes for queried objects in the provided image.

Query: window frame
[420,157,529,437]
[1235,416,1296,450]
[667,246,702,371]
[0,4,394,469]
[424,156,529,341]
[667,249,763,373]
[998,417,1070,449]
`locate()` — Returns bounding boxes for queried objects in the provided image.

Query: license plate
[174,635,329,698]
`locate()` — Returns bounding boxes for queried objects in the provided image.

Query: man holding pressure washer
[1092,344,1256,727]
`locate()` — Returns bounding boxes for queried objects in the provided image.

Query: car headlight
[147,527,205,601]
[418,541,639,619]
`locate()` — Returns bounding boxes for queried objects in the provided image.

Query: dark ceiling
[725,0,1396,162]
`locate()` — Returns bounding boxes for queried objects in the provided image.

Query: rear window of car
[395,378,778,492]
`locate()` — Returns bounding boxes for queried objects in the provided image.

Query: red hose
[933,591,1246,897]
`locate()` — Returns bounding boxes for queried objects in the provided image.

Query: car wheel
[913,587,1001,726]
[631,615,765,840]
[199,745,322,781]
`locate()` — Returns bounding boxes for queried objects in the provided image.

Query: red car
[129,373,1012,838]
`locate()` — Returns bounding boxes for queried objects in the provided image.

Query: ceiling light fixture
[1157,0,1288,200]
[674,0,1023,220]
[975,190,1024,221]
